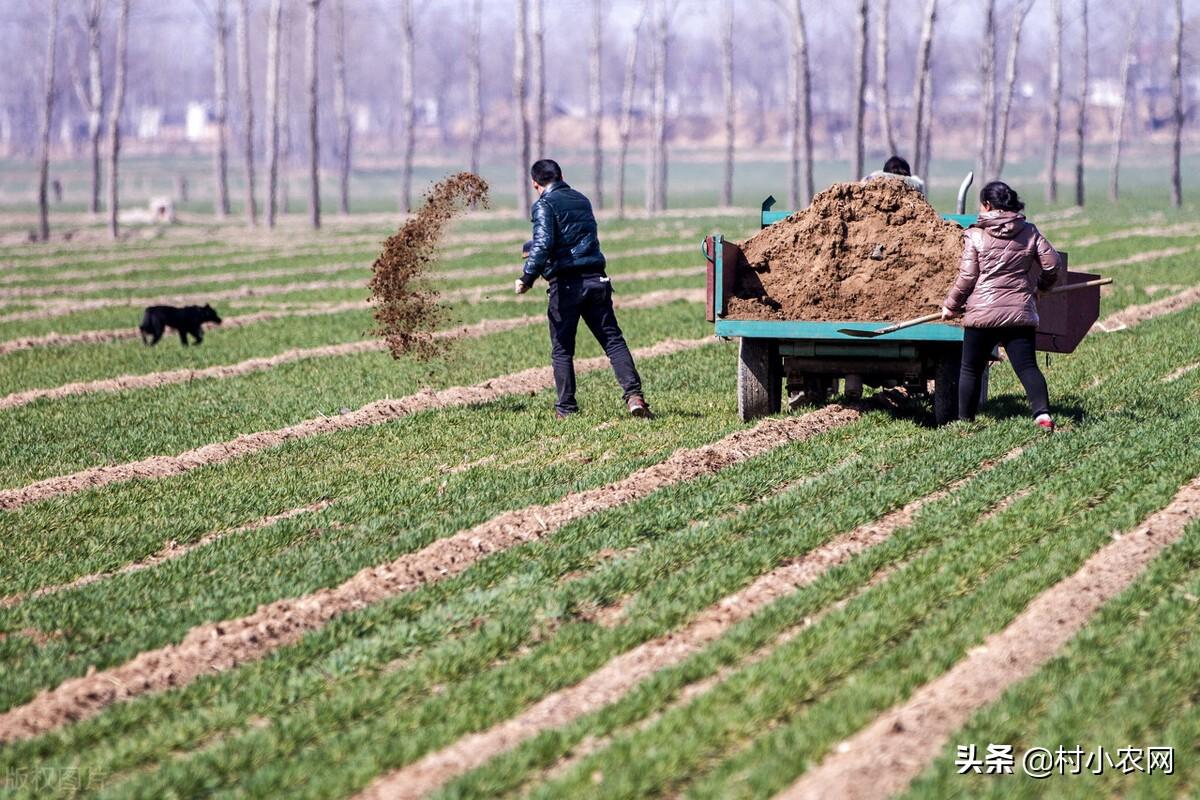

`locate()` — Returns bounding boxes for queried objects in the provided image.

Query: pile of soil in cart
[370,171,490,359]
[726,179,965,322]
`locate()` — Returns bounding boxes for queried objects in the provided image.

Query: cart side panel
[1036,262,1102,354]
[704,236,716,322]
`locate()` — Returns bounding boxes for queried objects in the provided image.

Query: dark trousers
[959,325,1050,421]
[547,275,642,414]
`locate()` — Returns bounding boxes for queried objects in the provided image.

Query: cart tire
[933,353,960,426]
[738,338,781,421]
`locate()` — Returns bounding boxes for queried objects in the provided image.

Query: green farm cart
[703,190,1102,424]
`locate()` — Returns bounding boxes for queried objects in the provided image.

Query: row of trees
[22,0,1194,240]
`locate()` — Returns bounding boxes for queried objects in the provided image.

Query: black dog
[139,304,222,346]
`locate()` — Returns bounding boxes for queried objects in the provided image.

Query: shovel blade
[838,327,887,338]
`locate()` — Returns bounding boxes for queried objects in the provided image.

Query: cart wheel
[738,338,781,421]
[933,353,960,426]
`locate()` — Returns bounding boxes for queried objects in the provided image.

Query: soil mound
[370,172,490,358]
[727,180,965,322]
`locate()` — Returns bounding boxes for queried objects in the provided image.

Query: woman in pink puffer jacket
[941,181,1062,429]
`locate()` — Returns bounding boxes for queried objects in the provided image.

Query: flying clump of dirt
[726,179,966,322]
[369,172,490,358]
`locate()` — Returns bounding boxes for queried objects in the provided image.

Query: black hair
[980,180,1025,212]
[530,159,562,186]
[883,156,911,177]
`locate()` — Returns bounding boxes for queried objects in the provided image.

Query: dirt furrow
[1067,222,1200,248]
[0,316,544,411]
[0,337,712,514]
[354,446,1024,800]
[0,402,856,743]
[777,472,1200,800]
[1092,285,1200,332]
[0,502,333,610]
[1078,245,1197,272]
[1164,362,1200,382]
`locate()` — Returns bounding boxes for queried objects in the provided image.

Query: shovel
[838,277,1114,339]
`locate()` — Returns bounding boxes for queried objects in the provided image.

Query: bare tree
[1170,0,1183,207]
[468,0,483,177]
[211,0,232,217]
[264,0,282,227]
[644,0,660,213]
[236,0,256,225]
[279,4,292,214]
[1045,0,1063,203]
[106,0,128,239]
[651,0,680,211]
[399,0,415,212]
[514,0,531,210]
[1074,0,1088,206]
[920,68,933,176]
[305,0,320,228]
[720,0,735,207]
[36,0,61,242]
[530,0,545,157]
[911,0,936,177]
[875,0,897,155]
[1108,1,1141,203]
[616,2,648,218]
[993,0,1034,177]
[70,0,105,214]
[851,0,868,179]
[778,0,813,208]
[590,0,604,207]
[333,0,351,214]
[978,0,996,180]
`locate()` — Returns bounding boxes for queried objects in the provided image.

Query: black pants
[547,275,642,414]
[959,326,1050,421]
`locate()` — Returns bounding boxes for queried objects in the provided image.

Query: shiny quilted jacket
[944,210,1062,328]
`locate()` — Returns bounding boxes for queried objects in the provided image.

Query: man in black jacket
[516,159,650,419]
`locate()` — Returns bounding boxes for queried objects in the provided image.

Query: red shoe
[626,395,651,418]
[1035,414,1056,432]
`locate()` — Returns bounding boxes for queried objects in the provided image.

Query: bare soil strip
[1092,285,1200,332]
[0,337,712,514]
[777,473,1200,800]
[1068,222,1200,248]
[354,447,1024,800]
[1165,362,1200,382]
[0,502,333,610]
[1078,245,1197,272]
[0,288,703,357]
[0,290,703,403]
[0,404,857,743]
[0,302,367,356]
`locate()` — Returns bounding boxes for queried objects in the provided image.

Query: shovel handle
[1044,277,1113,294]
[878,311,944,334]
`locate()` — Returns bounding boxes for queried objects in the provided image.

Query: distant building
[138,107,164,140]
[186,102,217,143]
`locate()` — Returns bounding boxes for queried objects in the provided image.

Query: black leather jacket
[520,182,607,287]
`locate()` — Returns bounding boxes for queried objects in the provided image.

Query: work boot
[1034,413,1056,432]
[626,394,651,418]
[556,409,575,421]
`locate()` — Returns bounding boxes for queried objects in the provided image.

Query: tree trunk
[1170,0,1183,207]
[920,68,934,177]
[280,4,292,215]
[212,0,231,218]
[399,0,415,212]
[720,0,734,207]
[616,2,647,219]
[305,0,320,228]
[1074,0,1088,206]
[236,0,257,225]
[911,0,936,177]
[468,0,483,177]
[993,0,1033,177]
[654,2,671,211]
[978,0,996,181]
[590,0,604,207]
[106,0,128,239]
[265,0,282,227]
[530,0,545,157]
[851,0,868,180]
[781,0,813,208]
[1045,0,1063,203]
[71,0,104,215]
[333,0,351,214]
[875,0,897,156]
[513,0,531,210]
[1108,2,1141,203]
[644,0,659,213]
[37,0,60,242]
